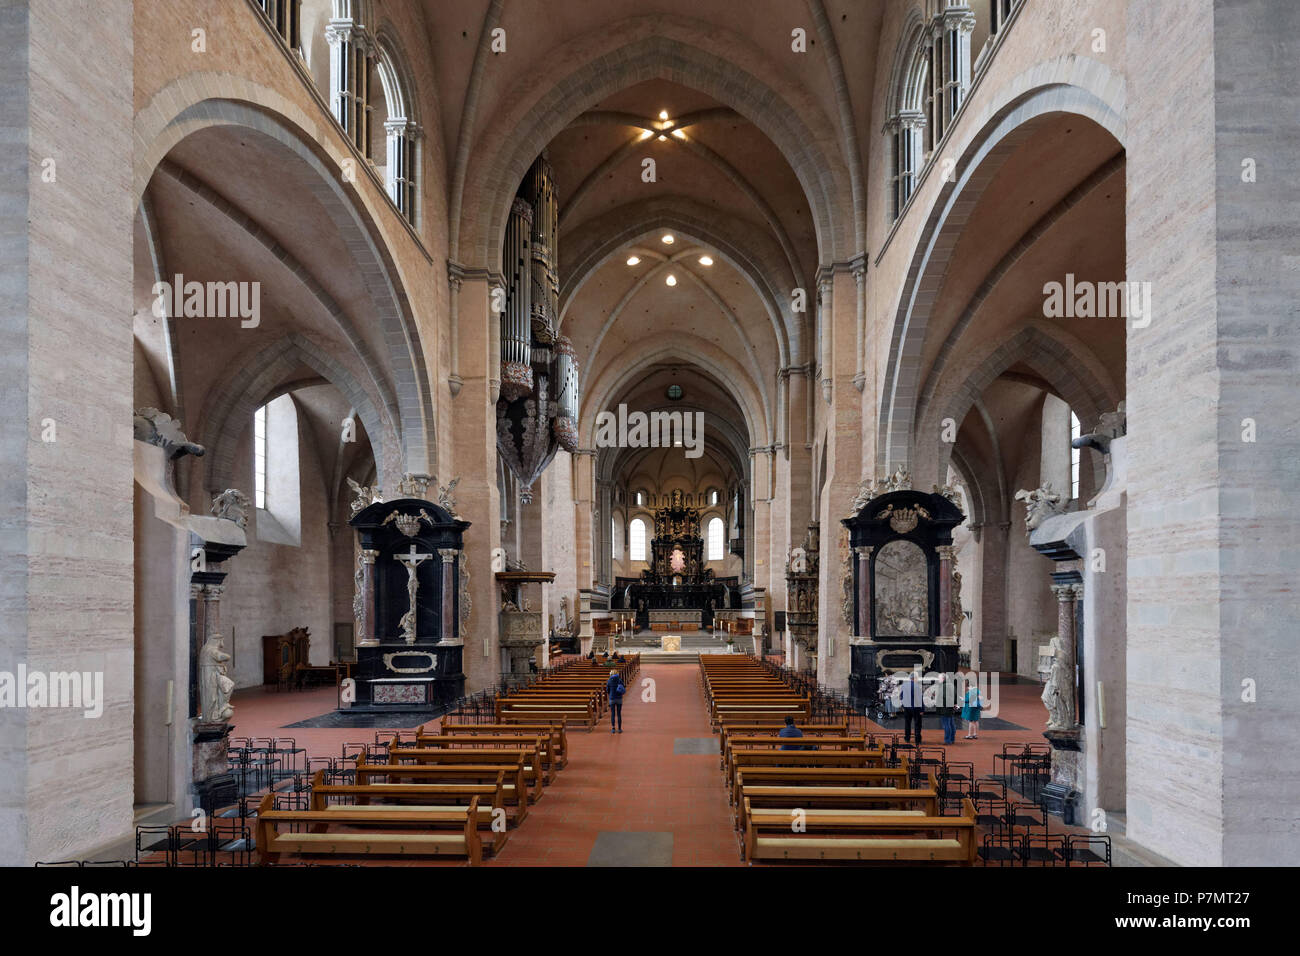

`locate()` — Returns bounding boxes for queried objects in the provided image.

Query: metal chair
[1018,832,1067,867]
[134,824,174,867]
[978,832,1020,867]
[1065,833,1112,867]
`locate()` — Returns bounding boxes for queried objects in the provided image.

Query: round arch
[134,79,434,473]
[876,57,1127,472]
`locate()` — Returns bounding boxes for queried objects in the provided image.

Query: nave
[90,658,1116,868]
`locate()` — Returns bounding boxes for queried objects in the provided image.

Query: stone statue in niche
[1014,483,1066,534]
[210,488,251,529]
[198,633,235,722]
[1041,635,1073,729]
[789,546,808,573]
[873,539,928,636]
[134,407,205,459]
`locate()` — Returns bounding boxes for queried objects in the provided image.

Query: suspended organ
[497,154,579,503]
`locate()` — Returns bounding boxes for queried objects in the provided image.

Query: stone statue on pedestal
[211,488,251,529]
[1041,635,1073,730]
[198,633,235,722]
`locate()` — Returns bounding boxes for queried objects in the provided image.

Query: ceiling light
[626,256,640,266]
[699,255,714,266]
[659,110,669,121]
[658,135,667,141]
[639,129,654,140]
[661,234,675,244]
[665,274,677,287]
[671,129,686,140]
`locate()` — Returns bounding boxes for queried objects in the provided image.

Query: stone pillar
[976,521,1010,670]
[357,549,379,646]
[937,545,955,638]
[438,549,459,645]
[854,546,873,637]
[1051,582,1081,727]
[0,0,135,863]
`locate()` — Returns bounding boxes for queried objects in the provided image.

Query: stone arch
[918,323,1118,490]
[456,21,855,272]
[134,77,434,474]
[876,57,1127,471]
[200,333,398,496]
[558,196,797,366]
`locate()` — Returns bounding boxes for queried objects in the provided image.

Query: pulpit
[348,497,469,711]
[843,487,965,706]
[497,570,556,676]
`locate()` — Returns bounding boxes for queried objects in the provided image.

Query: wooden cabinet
[261,628,310,686]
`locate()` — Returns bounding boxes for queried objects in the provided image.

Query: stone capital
[439,548,458,564]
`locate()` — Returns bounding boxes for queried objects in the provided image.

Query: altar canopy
[348,498,470,711]
[612,489,739,630]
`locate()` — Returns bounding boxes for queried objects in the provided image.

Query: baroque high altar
[612,489,738,630]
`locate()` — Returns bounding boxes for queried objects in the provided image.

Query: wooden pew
[731,764,912,807]
[735,771,941,827]
[424,721,569,770]
[307,769,510,854]
[723,735,874,780]
[410,733,559,782]
[387,738,546,799]
[717,722,851,768]
[742,796,977,865]
[354,753,530,824]
[255,792,483,865]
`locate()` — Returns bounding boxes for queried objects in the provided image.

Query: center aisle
[493,662,740,866]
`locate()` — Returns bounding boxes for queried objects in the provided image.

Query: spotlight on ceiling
[661,234,675,244]
[626,256,640,266]
[699,255,714,266]
[658,110,669,121]
[665,274,677,287]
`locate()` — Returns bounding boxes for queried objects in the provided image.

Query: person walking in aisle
[606,668,626,733]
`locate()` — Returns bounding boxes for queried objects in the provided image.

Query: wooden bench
[497,700,598,729]
[723,735,874,779]
[354,756,530,824]
[387,740,546,799]
[255,792,484,865]
[425,721,569,769]
[732,764,912,807]
[307,770,510,853]
[717,722,851,768]
[743,796,977,865]
[411,734,560,781]
[735,771,941,827]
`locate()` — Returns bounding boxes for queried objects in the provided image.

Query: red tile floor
[231,663,1089,866]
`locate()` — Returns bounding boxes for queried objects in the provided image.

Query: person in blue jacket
[606,669,626,733]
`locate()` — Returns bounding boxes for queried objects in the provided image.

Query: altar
[347,489,469,712]
[611,490,738,629]
[648,609,702,631]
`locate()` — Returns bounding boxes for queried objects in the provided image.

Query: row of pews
[255,720,571,865]
[700,654,978,865]
[492,654,640,729]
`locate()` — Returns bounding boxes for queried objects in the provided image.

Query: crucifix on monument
[394,543,434,644]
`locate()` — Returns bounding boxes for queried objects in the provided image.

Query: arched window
[254,403,269,509]
[373,39,419,224]
[886,22,931,220]
[629,518,647,562]
[325,1,372,156]
[707,517,724,561]
[1070,411,1082,501]
[258,0,301,48]
[252,394,301,546]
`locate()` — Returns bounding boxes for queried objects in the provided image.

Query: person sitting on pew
[777,715,804,751]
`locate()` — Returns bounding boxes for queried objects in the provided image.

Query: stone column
[937,545,955,638]
[357,549,379,646]
[854,546,873,636]
[1050,582,1081,727]
[202,584,224,645]
[438,549,460,645]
